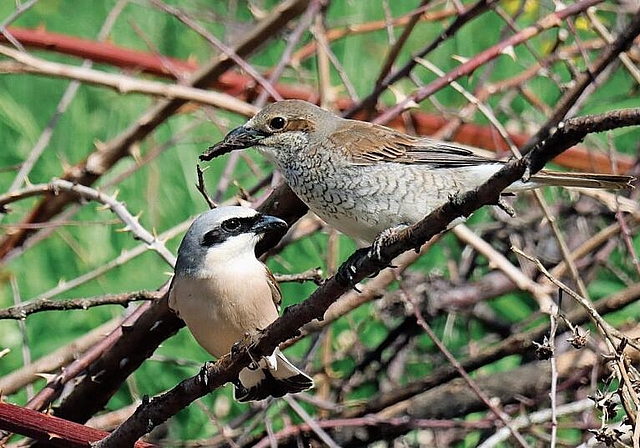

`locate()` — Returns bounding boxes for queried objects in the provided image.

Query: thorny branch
[95,108,638,447]
[0,291,161,320]
[1,2,639,447]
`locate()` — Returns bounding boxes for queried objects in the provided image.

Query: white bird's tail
[234,348,313,402]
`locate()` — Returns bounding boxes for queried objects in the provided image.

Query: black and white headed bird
[169,206,313,401]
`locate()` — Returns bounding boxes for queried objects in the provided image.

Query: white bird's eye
[269,116,287,130]
[221,218,242,232]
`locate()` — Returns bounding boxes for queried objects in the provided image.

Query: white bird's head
[175,206,287,277]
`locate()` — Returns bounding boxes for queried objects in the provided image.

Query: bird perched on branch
[202,100,634,244]
[169,206,313,401]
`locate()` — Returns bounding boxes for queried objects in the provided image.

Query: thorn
[500,45,516,60]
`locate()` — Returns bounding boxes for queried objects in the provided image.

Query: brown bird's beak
[201,126,267,161]
[251,214,288,235]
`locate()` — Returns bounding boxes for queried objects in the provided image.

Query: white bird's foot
[231,332,261,370]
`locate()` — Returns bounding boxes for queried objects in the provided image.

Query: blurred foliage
[0,0,638,446]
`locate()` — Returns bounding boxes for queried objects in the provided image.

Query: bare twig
[0,0,38,50]
[282,396,340,448]
[0,291,161,320]
[402,286,531,448]
[148,0,283,101]
[452,224,554,311]
[373,0,607,125]
[0,179,176,266]
[8,0,127,192]
[478,398,597,448]
[254,0,323,107]
[273,268,323,285]
[195,164,217,209]
[0,319,121,395]
[0,45,257,116]
[512,247,639,351]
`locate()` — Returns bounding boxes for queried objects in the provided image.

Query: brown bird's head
[201,100,341,163]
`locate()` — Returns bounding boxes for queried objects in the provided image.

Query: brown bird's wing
[330,121,497,167]
[264,264,283,312]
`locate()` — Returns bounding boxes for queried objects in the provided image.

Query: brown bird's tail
[508,170,635,192]
[234,348,313,402]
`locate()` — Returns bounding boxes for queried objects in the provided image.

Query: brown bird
[202,100,634,244]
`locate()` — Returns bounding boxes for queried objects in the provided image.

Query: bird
[201,99,635,244]
[168,206,313,402]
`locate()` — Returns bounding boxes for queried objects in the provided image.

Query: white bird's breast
[169,256,279,358]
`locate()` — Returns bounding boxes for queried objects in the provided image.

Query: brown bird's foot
[337,235,398,289]
[371,224,409,262]
[337,247,369,289]
[497,196,516,217]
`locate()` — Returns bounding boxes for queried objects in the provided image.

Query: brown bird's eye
[221,218,241,232]
[269,116,286,130]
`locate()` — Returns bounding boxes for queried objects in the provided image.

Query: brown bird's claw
[231,340,244,357]
[371,225,408,261]
[522,162,532,183]
[337,248,368,288]
[497,197,516,217]
[337,235,398,289]
[448,191,465,212]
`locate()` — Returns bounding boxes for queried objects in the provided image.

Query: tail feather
[234,348,313,402]
[507,170,635,192]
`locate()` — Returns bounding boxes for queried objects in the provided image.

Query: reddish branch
[372,0,607,124]
[1,26,633,175]
[0,402,155,448]
[0,0,311,259]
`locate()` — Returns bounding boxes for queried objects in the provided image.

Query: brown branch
[0,179,176,265]
[148,0,282,101]
[94,108,638,447]
[290,4,458,64]
[23,299,160,413]
[373,0,605,125]
[195,164,217,209]
[520,6,640,154]
[373,0,429,89]
[0,320,120,395]
[3,26,197,77]
[2,27,633,174]
[254,0,323,107]
[347,282,640,418]
[404,287,530,448]
[250,416,493,448]
[273,268,324,285]
[0,45,257,115]
[345,0,499,117]
[0,291,161,320]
